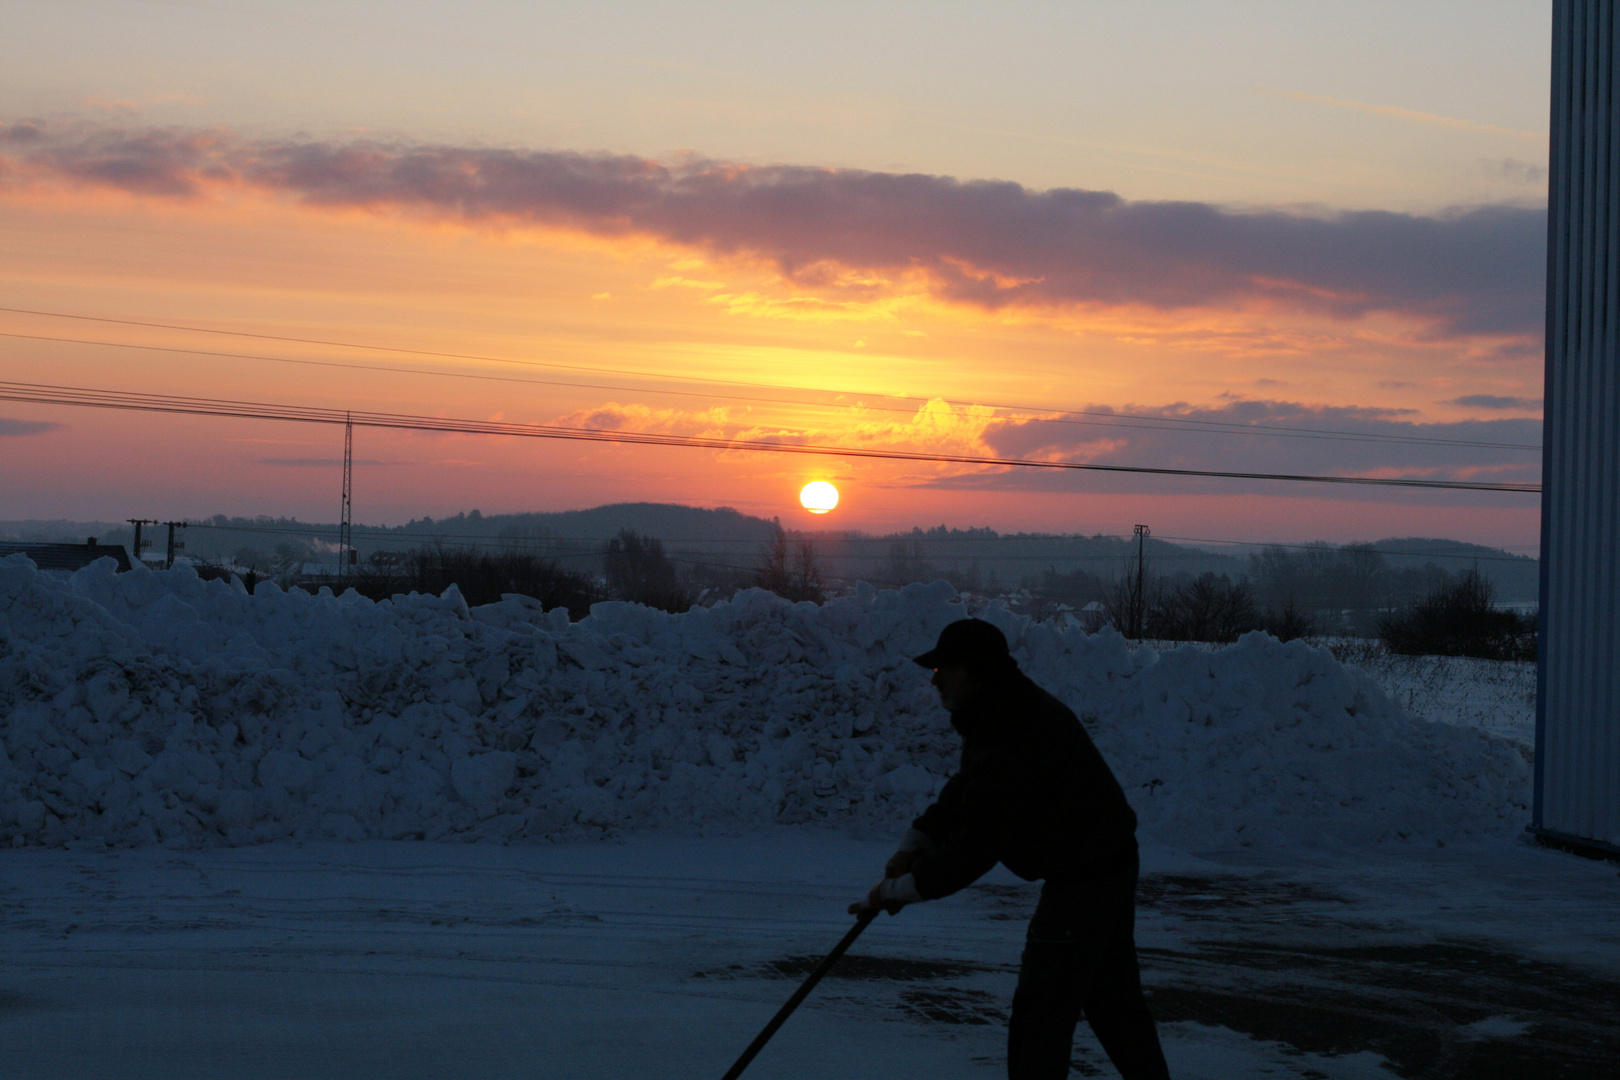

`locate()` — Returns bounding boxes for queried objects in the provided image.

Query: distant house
[0,538,133,573]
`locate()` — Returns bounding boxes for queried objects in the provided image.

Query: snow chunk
[452,752,517,818]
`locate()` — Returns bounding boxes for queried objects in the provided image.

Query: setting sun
[799,480,840,514]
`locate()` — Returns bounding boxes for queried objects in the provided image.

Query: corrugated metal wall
[1536,0,1620,853]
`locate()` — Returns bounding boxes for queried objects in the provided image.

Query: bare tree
[1151,572,1261,643]
[1105,547,1157,639]
[754,529,825,603]
[1378,568,1534,660]
[879,539,936,588]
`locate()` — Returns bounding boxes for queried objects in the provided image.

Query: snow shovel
[719,909,878,1079]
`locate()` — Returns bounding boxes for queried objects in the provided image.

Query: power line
[0,379,1543,494]
[0,330,872,427]
[0,305,1542,451]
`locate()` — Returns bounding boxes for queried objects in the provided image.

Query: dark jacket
[909,669,1138,900]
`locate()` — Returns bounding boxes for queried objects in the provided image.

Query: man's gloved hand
[884,828,934,879]
[848,873,923,916]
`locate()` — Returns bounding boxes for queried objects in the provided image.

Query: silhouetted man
[852,618,1170,1080]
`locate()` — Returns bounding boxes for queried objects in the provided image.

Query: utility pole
[126,519,157,567]
[338,412,353,582]
[1132,524,1150,640]
[162,521,187,570]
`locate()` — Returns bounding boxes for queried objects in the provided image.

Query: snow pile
[0,555,1530,851]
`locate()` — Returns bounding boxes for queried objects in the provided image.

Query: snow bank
[0,555,1530,851]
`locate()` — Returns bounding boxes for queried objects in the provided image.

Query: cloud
[1448,394,1542,410]
[966,399,1542,495]
[0,417,63,436]
[553,398,1002,462]
[551,402,745,440]
[1,120,45,144]
[1266,89,1546,142]
[0,120,1547,338]
[7,122,231,197]
[1481,157,1546,185]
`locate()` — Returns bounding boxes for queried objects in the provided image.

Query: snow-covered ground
[2,557,1614,1078]
[1133,637,1538,750]
[1325,642,1537,748]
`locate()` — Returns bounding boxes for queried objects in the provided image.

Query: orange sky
[0,4,1548,548]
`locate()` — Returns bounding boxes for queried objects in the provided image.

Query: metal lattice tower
[338,412,353,580]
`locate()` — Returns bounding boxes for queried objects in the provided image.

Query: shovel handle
[720,909,878,1080]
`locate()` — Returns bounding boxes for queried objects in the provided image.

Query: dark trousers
[1007,860,1170,1079]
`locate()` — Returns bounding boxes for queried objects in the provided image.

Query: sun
[799,480,840,514]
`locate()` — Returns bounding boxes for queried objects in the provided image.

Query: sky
[0,0,1551,548]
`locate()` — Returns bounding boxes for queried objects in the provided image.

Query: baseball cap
[912,618,1011,670]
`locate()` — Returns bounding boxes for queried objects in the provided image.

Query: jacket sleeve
[910,769,967,841]
[907,771,1002,900]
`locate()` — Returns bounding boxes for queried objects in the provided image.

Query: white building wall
[1537,0,1620,852]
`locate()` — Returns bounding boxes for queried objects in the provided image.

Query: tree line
[213,529,1531,660]
[297,524,823,617]
[1088,545,1534,660]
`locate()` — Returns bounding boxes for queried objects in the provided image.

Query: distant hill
[389,503,780,545]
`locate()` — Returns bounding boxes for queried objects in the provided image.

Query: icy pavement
[4,831,1617,1080]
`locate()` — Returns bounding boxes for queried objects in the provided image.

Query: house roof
[0,540,133,573]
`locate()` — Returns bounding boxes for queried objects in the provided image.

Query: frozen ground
[3,832,1618,1079]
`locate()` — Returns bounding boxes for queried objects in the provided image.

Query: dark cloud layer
[1449,394,1542,410]
[2,120,1546,337]
[0,417,63,437]
[970,398,1542,497]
